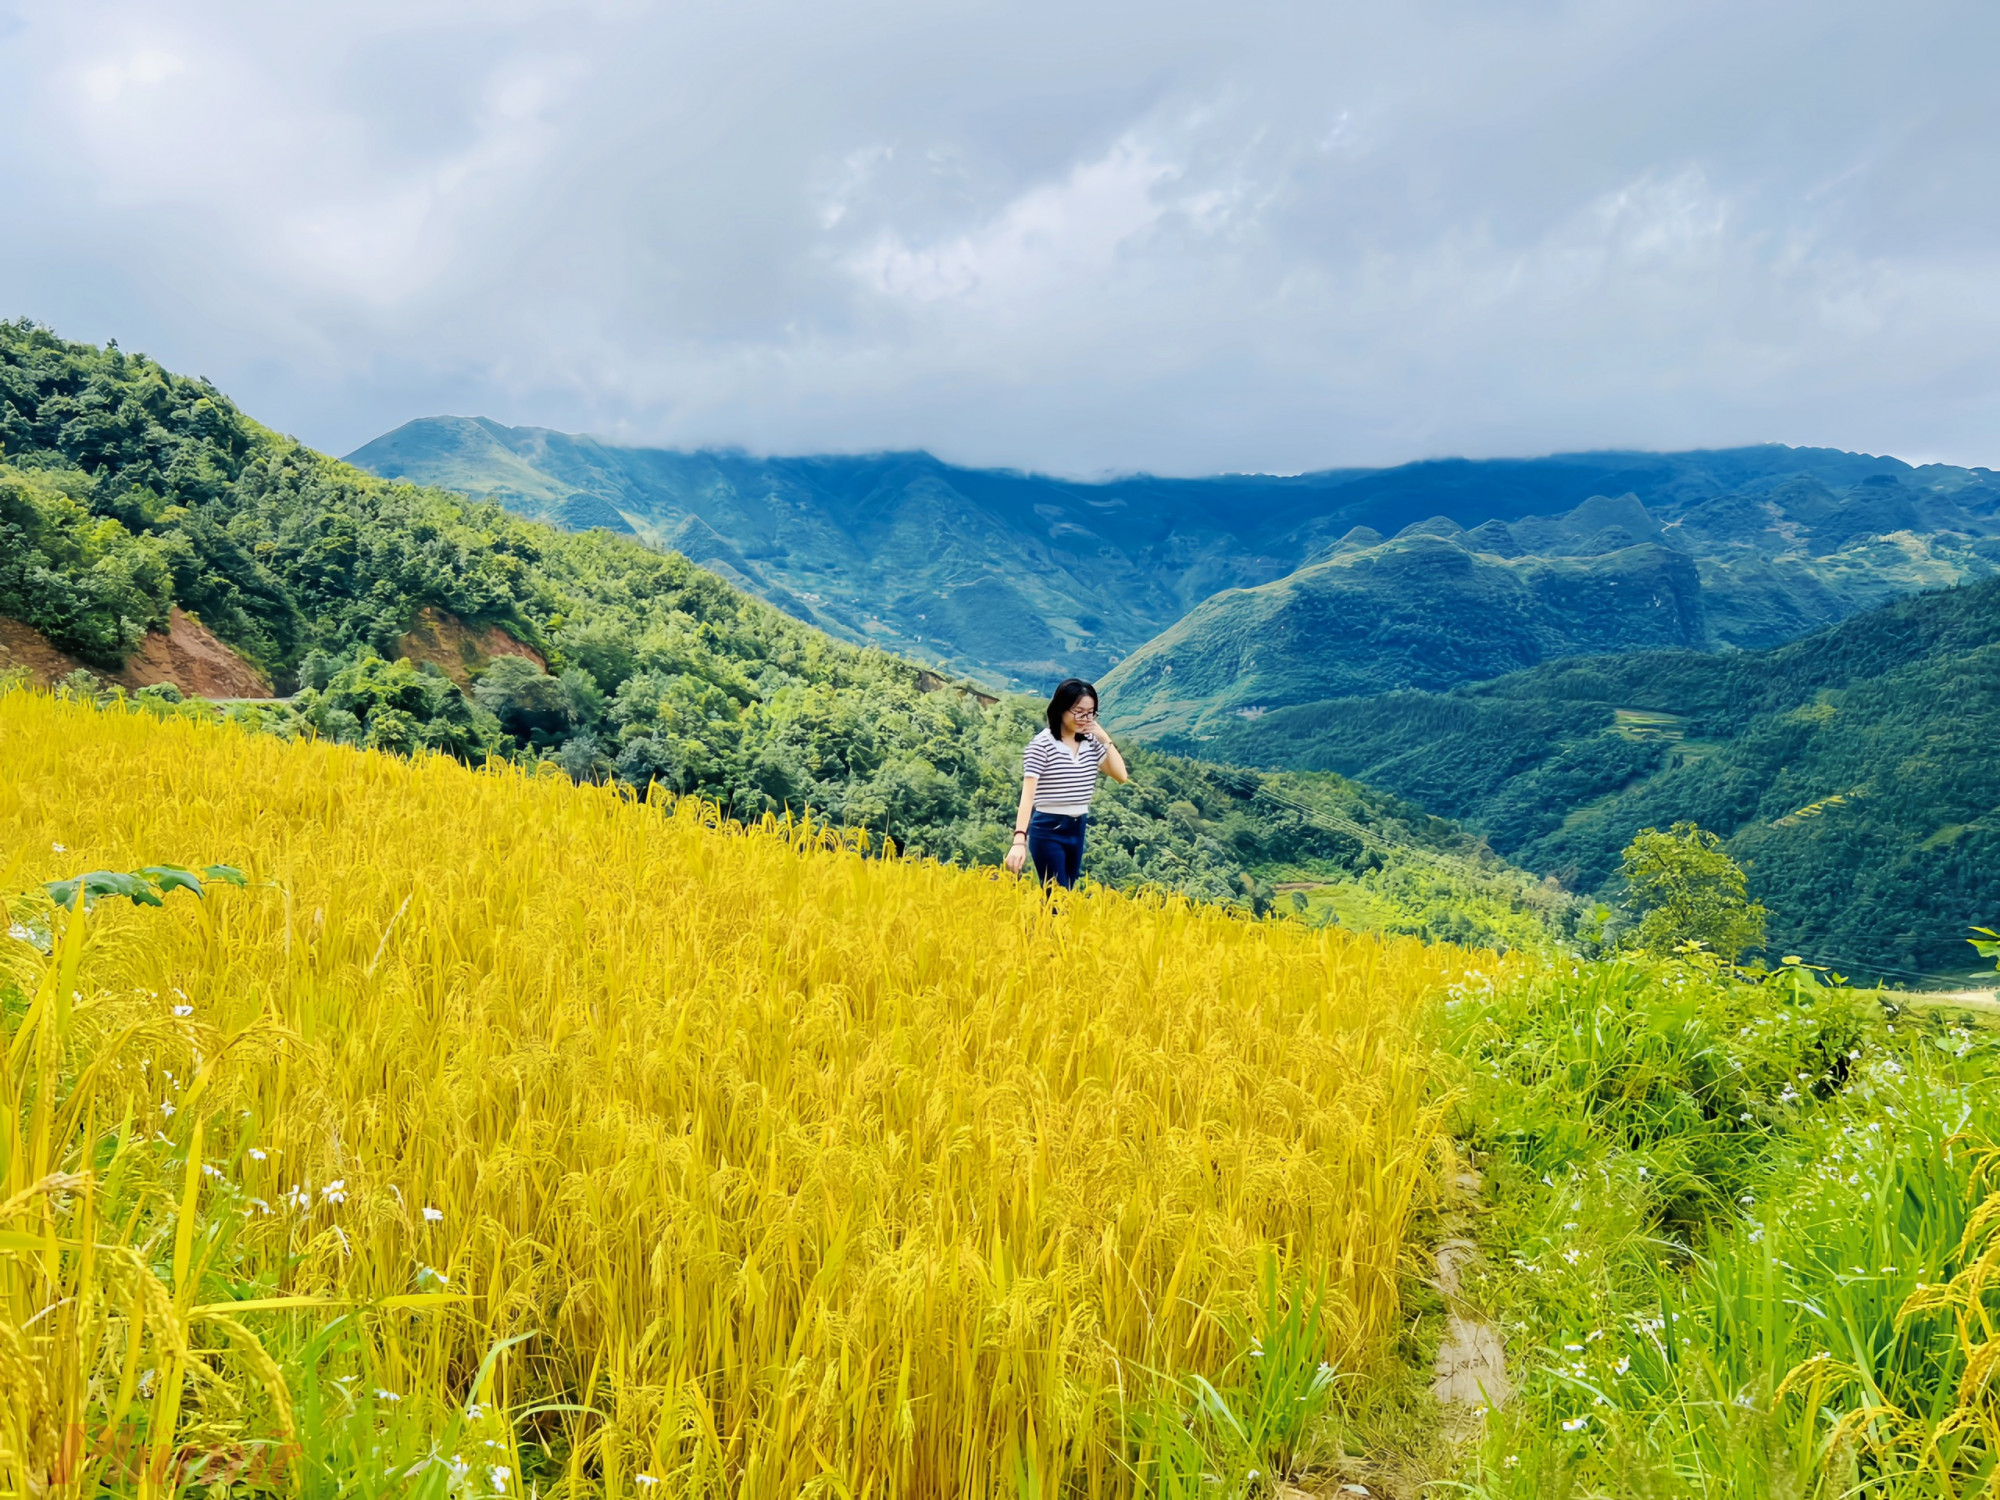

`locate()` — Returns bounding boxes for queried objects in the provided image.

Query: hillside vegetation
[6,689,1999,1499]
[1184,578,2000,979]
[1101,524,1706,735]
[0,320,1554,945]
[1103,481,2000,734]
[353,418,2000,702]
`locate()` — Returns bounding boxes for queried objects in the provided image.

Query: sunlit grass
[0,688,1513,1497]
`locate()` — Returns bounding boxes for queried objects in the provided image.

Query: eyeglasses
[1073,709,1097,722]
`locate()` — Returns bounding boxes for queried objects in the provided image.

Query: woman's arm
[1091,727,1131,784]
[1003,774,1038,873]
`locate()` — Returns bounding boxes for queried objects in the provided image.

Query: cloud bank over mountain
[4,0,1996,474]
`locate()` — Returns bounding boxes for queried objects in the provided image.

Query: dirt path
[1893,988,2000,1019]
[1432,1235,1511,1415]
[1430,1169,1511,1422]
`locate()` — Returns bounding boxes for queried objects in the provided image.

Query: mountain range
[1179,577,2000,977]
[1105,464,2000,733]
[0,319,1555,945]
[349,419,2000,709]
[13,316,1992,975]
[343,416,2000,977]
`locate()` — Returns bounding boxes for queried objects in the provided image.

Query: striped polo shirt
[1023,728,1107,812]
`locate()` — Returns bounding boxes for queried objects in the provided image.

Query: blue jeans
[1027,810,1087,889]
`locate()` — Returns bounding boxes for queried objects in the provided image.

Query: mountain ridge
[0,318,1559,944]
[1176,575,2000,976]
[1102,529,1712,734]
[350,417,2000,700]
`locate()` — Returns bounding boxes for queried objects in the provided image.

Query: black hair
[1046,678,1099,739]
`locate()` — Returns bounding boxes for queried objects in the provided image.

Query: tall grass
[0,689,1509,1496]
[1448,958,2000,1498]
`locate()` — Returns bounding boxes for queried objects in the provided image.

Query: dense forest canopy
[0,320,1557,947]
[1182,579,2000,977]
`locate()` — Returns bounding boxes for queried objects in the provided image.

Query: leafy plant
[44,862,245,910]
[1450,935,2000,1499]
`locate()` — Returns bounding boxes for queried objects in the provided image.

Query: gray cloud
[3,0,1996,474]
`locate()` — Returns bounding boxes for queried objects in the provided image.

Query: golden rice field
[0,689,1516,1497]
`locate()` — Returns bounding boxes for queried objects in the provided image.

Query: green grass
[1440,955,2000,1499]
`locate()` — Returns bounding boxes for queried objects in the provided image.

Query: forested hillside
[353,416,2000,700]
[1100,520,1707,734]
[0,320,1557,945]
[1181,579,2000,977]
[1103,483,2000,732]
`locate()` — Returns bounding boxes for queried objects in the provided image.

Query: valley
[336,402,2000,980]
[0,321,1556,950]
[1180,578,2000,980]
[6,319,2000,1500]
[14,318,1994,975]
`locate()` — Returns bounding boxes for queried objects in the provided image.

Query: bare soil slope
[394,606,545,688]
[0,609,271,697]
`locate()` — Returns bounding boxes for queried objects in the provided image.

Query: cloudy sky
[3,0,1995,475]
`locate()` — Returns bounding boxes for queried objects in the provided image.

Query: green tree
[1620,821,1767,962]
[473,655,572,744]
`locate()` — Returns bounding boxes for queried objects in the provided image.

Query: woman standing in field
[1003,678,1130,888]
